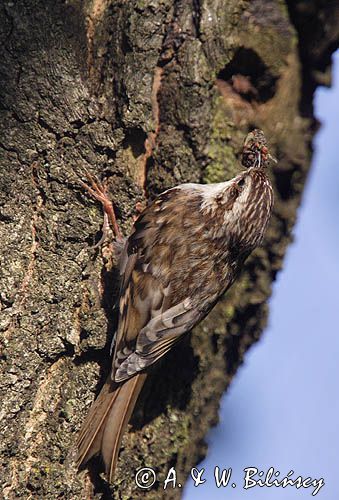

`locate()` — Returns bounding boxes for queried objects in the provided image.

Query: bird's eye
[237,178,245,188]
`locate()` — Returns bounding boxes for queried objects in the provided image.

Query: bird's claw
[78,168,122,243]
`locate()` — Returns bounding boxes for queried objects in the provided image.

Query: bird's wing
[114,295,206,382]
[111,187,211,382]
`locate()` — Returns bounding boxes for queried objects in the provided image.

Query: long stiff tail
[76,373,147,482]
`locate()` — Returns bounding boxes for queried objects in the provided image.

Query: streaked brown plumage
[76,129,274,482]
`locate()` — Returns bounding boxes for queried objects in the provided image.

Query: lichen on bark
[0,1,338,499]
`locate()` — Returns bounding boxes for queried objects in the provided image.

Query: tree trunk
[0,1,338,498]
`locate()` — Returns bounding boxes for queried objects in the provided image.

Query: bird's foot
[78,168,122,246]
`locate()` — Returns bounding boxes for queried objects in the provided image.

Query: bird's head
[241,128,277,169]
[201,130,275,248]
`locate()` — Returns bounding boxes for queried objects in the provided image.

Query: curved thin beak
[268,153,277,164]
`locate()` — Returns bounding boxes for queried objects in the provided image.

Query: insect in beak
[253,144,277,168]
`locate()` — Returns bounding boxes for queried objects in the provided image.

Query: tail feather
[76,373,147,481]
[77,378,118,465]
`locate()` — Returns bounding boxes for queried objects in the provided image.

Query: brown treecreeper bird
[76,129,274,482]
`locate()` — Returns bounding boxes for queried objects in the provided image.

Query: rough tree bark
[0,1,338,499]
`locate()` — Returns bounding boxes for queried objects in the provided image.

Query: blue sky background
[184,50,339,500]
